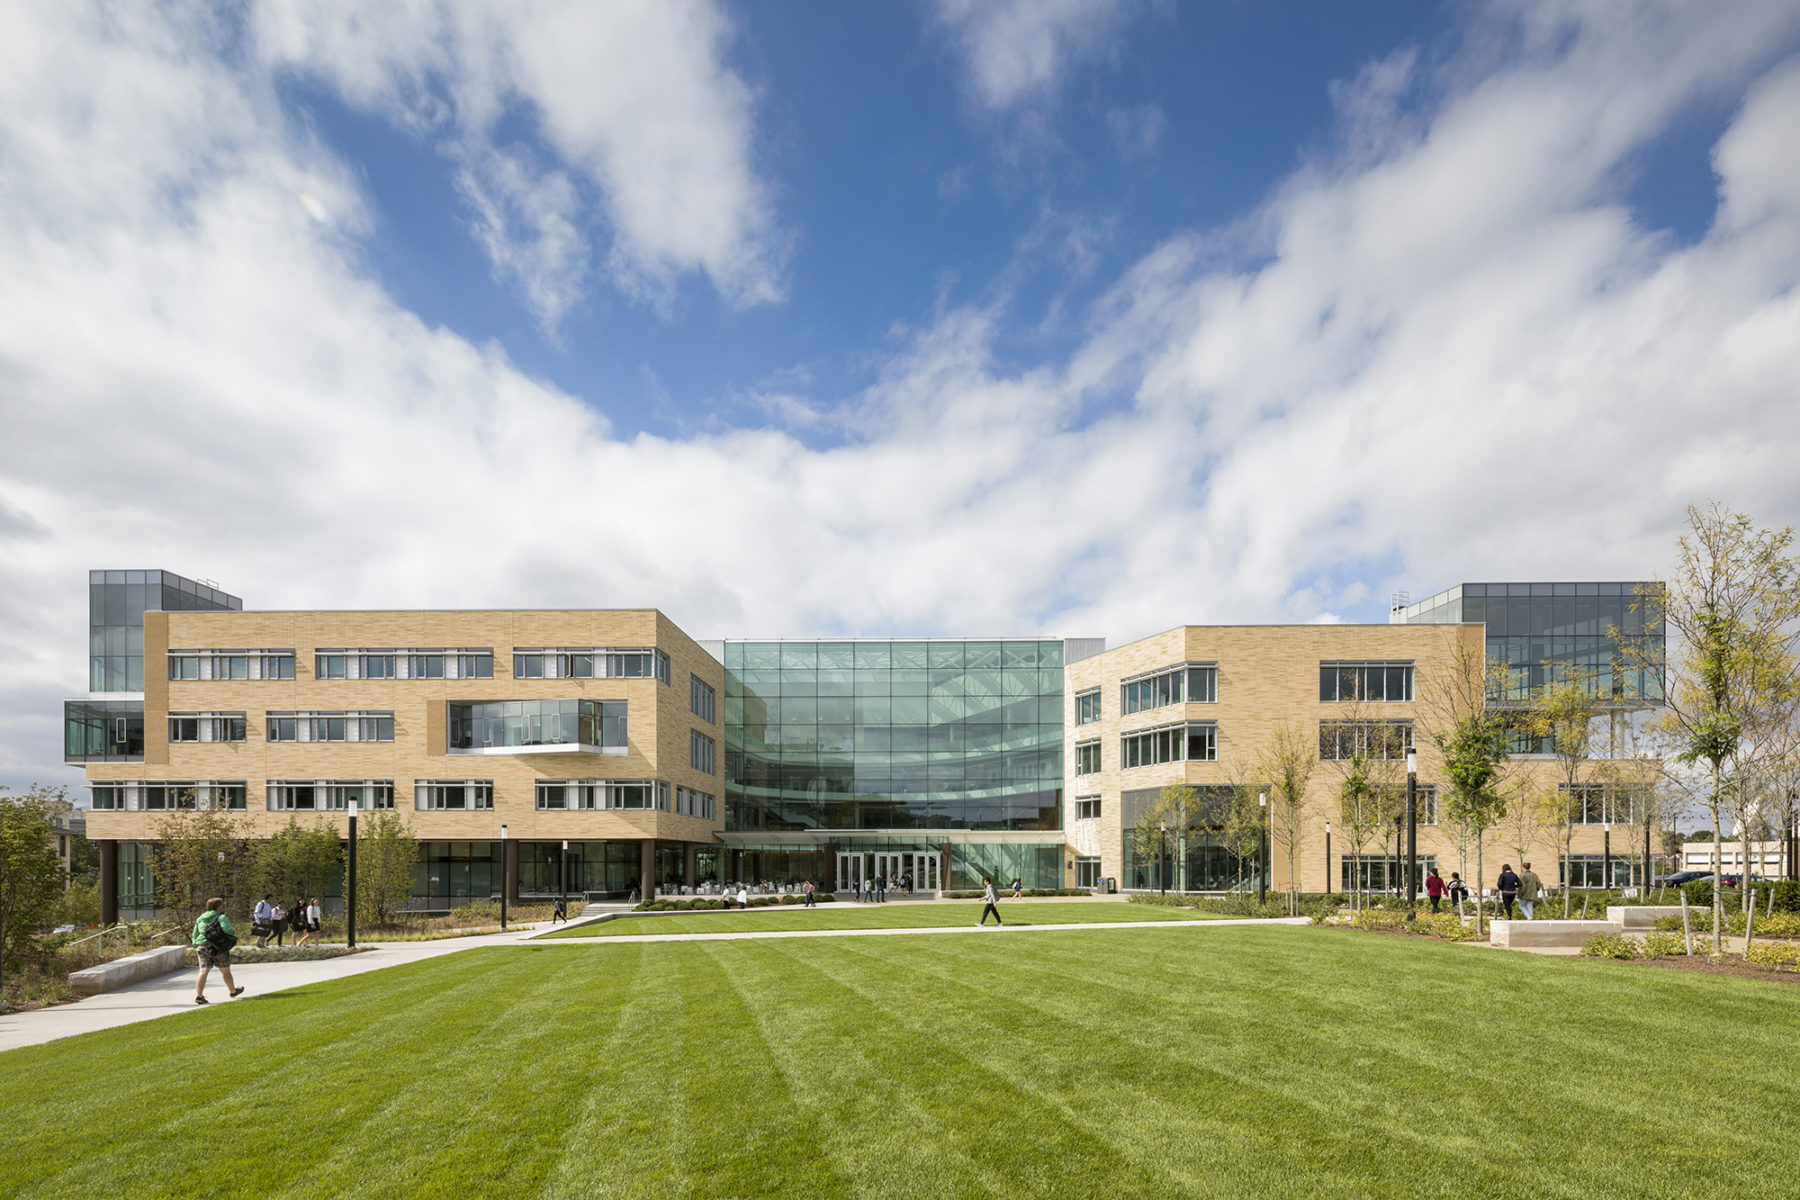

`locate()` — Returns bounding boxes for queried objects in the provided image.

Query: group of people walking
[251,894,321,948]
[1422,864,1545,917]
[852,871,915,902]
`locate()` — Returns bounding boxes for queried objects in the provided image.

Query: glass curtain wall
[1122,832,1249,892]
[723,639,1065,832]
[513,841,651,897]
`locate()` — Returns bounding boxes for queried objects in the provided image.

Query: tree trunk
[1474,836,1485,938]
[1711,760,1725,954]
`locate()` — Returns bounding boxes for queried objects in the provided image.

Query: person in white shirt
[252,894,275,948]
[737,886,749,911]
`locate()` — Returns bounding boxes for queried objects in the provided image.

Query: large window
[1121,664,1218,715]
[533,780,670,811]
[676,786,716,819]
[89,781,246,811]
[1340,855,1438,893]
[314,649,493,680]
[1075,740,1101,775]
[1559,783,1648,824]
[691,675,717,723]
[1563,854,1644,888]
[1075,857,1102,889]
[512,648,670,683]
[446,700,626,752]
[691,730,717,775]
[267,781,394,811]
[414,781,495,810]
[265,711,395,743]
[1076,689,1102,724]
[1319,662,1415,702]
[1075,797,1101,820]
[167,712,246,743]
[1318,720,1414,761]
[167,649,295,680]
[1121,723,1217,768]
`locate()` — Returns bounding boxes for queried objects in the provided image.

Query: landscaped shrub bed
[634,894,838,912]
[942,888,1092,899]
[1682,880,1800,912]
[1580,932,1641,959]
[1129,892,1339,920]
[184,944,369,966]
[1653,911,1800,938]
[1744,942,1800,971]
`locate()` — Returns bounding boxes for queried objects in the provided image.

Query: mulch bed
[1630,955,1800,985]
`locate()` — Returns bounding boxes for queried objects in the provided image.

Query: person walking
[191,897,244,1004]
[552,894,568,923]
[737,885,749,911]
[804,879,816,908]
[1424,868,1446,914]
[977,878,1003,927]
[1447,872,1468,907]
[252,894,274,949]
[291,897,308,946]
[304,897,322,945]
[270,900,288,947]
[1517,862,1543,919]
[1011,878,1023,899]
[875,873,886,904]
[1497,865,1522,919]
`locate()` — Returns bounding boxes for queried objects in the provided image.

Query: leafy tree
[1220,784,1266,894]
[1625,504,1800,952]
[1420,640,1513,935]
[1531,666,1604,916]
[257,819,342,904]
[1256,723,1318,914]
[150,806,257,928]
[2,786,68,995]
[1128,785,1212,891]
[348,811,420,929]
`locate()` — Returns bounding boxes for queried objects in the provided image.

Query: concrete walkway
[0,912,1307,1054]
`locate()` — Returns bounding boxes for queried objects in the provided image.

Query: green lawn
[536,899,1228,938]
[4,926,1796,1199]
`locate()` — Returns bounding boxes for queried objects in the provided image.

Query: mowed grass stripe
[537,900,1223,938]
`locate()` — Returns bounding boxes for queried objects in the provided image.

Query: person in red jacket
[1425,867,1447,913]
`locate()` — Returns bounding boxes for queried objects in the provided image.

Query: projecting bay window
[167,650,296,680]
[691,730,717,775]
[90,781,247,811]
[314,649,494,680]
[1076,689,1102,725]
[533,780,671,812]
[1318,720,1414,761]
[691,675,717,723]
[414,781,495,810]
[1319,662,1414,702]
[265,712,395,743]
[1121,722,1217,768]
[1075,740,1101,776]
[167,712,247,743]
[1121,664,1218,716]
[1075,797,1102,820]
[447,700,626,755]
[512,648,671,683]
[267,781,395,811]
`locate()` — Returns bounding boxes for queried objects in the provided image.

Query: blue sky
[1,0,1798,787]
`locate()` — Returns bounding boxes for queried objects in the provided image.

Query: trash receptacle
[1103,877,1116,894]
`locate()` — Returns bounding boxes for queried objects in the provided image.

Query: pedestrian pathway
[0,913,1307,1054]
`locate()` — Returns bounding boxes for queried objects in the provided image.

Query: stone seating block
[68,945,189,997]
[1489,919,1621,948]
[1607,906,1687,929]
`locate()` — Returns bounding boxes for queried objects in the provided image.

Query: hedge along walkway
[536,899,1240,939]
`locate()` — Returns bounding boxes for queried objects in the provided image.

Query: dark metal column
[640,839,656,902]
[98,839,118,926]
[503,837,519,904]
[683,842,697,889]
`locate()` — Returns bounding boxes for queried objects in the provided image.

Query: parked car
[1655,870,1711,887]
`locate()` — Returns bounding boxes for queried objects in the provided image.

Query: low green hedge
[1580,932,1640,960]
[1129,893,1339,920]
[941,888,1092,899]
[1342,908,1476,942]
[633,894,837,912]
[1653,911,1800,938]
[1744,942,1800,971]
[1682,880,1800,912]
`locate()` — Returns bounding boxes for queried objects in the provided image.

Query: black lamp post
[346,799,358,950]
[1324,820,1332,894]
[1159,821,1168,895]
[500,824,508,932]
[561,838,569,913]
[1404,748,1419,910]
[1603,823,1611,893]
[1258,792,1268,905]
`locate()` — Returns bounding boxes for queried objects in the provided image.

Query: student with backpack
[192,897,244,1005]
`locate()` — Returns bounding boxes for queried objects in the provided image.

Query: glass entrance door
[835,852,863,893]
[911,852,939,893]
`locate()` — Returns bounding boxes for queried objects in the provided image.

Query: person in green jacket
[1517,863,1544,920]
[191,896,245,1005]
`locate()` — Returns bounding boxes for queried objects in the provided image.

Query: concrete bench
[68,945,188,997]
[1607,906,1687,929]
[1489,919,1620,949]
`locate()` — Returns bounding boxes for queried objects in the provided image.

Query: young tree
[1502,776,1541,886]
[1255,723,1318,914]
[1420,640,1514,935]
[257,818,342,904]
[1220,784,1266,895]
[1531,666,1604,916]
[1,787,69,1000]
[1625,504,1800,952]
[150,806,257,928]
[349,811,420,929]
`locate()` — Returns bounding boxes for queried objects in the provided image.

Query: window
[691,730,717,775]
[1563,855,1644,888]
[512,647,671,682]
[1122,722,1217,767]
[1559,783,1647,824]
[1319,662,1414,702]
[1340,855,1438,893]
[1075,740,1101,775]
[676,785,717,820]
[446,700,626,752]
[1121,664,1218,715]
[314,649,493,679]
[414,780,495,810]
[88,781,246,811]
[167,650,296,680]
[532,780,670,811]
[1075,797,1102,820]
[1075,857,1102,889]
[167,712,247,743]
[265,712,395,743]
[1413,783,1440,825]
[1076,689,1102,724]
[266,781,395,811]
[1318,720,1414,761]
[691,674,717,723]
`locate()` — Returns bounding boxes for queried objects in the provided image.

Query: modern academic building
[65,570,1667,922]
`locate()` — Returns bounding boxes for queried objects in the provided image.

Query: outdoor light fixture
[1325,820,1332,894]
[1258,792,1268,905]
[1404,748,1419,910]
[500,823,508,932]
[346,798,359,949]
[1603,822,1612,892]
[562,838,569,913]
[1159,820,1168,896]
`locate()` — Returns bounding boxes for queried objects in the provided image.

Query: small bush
[779,895,797,905]
[1579,932,1639,960]
[448,901,503,925]
[1744,941,1800,971]
[1641,930,1689,958]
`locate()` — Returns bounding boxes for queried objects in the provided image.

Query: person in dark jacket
[1497,865,1522,918]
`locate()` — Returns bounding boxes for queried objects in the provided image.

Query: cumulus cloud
[935,0,1139,112]
[2,1,1800,790]
[254,0,785,325]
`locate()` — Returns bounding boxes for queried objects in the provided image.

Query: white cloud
[253,0,785,326]
[935,0,1138,112]
[2,1,1800,792]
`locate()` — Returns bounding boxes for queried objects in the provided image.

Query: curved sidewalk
[0,915,1307,1054]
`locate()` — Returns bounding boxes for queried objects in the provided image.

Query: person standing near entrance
[977,878,1003,927]
[192,897,244,1005]
[1517,862,1543,919]
[875,873,886,903]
